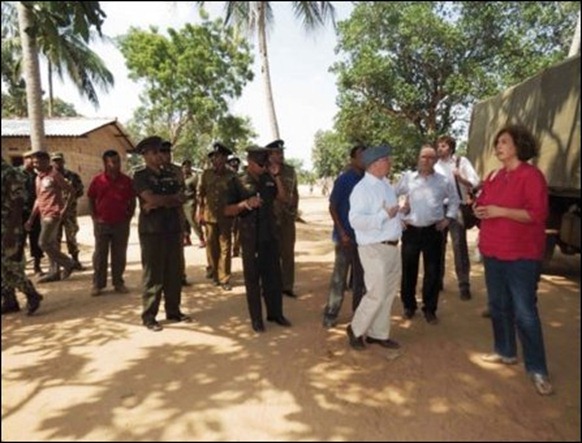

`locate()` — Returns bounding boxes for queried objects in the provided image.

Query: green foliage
[118,17,255,167]
[331,1,578,175]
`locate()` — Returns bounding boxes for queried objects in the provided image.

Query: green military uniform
[197,144,236,287]
[133,161,184,326]
[273,162,299,295]
[1,158,43,315]
[183,170,205,244]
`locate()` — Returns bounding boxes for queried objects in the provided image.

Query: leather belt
[380,240,399,246]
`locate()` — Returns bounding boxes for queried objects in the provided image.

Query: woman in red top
[474,125,552,395]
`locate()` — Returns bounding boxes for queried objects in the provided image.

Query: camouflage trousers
[58,212,80,256]
[1,244,38,300]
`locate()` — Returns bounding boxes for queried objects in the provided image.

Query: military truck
[466,54,580,261]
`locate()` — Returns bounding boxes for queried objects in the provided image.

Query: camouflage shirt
[1,159,26,250]
[61,168,84,213]
[273,163,299,220]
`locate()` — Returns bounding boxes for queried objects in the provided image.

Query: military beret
[135,136,164,155]
[23,149,36,158]
[265,139,285,150]
[31,150,50,160]
[208,142,232,158]
[50,151,64,160]
[246,145,269,165]
[362,144,393,168]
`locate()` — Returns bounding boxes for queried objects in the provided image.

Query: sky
[48,1,355,168]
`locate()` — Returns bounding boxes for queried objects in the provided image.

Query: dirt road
[2,192,580,441]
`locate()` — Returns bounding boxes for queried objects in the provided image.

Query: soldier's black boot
[1,288,21,315]
[71,252,85,271]
[25,290,43,316]
[33,257,45,276]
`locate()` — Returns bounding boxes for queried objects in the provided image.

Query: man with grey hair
[346,144,404,351]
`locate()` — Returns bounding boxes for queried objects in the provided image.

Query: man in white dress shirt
[346,144,404,351]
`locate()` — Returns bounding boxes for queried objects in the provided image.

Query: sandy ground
[1,190,580,442]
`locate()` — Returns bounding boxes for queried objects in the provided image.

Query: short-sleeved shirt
[35,167,69,218]
[87,172,135,224]
[226,171,278,243]
[133,166,182,235]
[329,167,364,243]
[198,168,237,223]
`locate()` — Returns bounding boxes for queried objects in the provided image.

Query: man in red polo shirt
[87,149,136,296]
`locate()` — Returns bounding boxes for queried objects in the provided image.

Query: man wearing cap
[346,144,404,350]
[18,149,45,276]
[51,152,85,270]
[322,144,367,329]
[197,142,237,291]
[265,139,299,298]
[395,143,460,325]
[24,151,77,283]
[2,158,43,315]
[224,146,292,332]
[133,136,191,331]
[87,149,136,296]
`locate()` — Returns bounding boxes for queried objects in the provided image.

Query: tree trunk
[17,2,45,151]
[48,60,54,117]
[257,3,280,139]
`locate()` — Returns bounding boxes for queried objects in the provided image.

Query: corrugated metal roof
[1,118,123,137]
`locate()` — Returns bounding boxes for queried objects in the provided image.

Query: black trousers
[400,224,444,314]
[16,212,43,262]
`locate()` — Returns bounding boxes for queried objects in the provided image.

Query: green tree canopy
[118,15,255,164]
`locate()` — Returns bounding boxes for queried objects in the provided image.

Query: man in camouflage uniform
[1,158,43,315]
[197,142,237,291]
[51,152,85,270]
[265,139,299,298]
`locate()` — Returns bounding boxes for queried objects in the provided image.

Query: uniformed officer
[224,146,292,332]
[1,158,43,315]
[265,139,299,298]
[133,136,191,331]
[182,159,206,247]
[197,142,237,291]
[226,154,242,257]
[51,152,85,270]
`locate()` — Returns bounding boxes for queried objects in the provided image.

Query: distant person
[265,139,299,298]
[87,149,136,296]
[133,136,191,332]
[197,142,236,291]
[51,152,85,270]
[18,149,45,276]
[435,135,481,300]
[322,144,367,329]
[226,154,242,257]
[395,144,459,325]
[1,158,43,315]
[24,151,77,283]
[475,125,553,396]
[346,145,404,350]
[182,160,206,248]
[224,146,292,332]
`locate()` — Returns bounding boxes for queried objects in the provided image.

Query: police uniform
[51,152,85,269]
[225,147,290,331]
[133,136,190,330]
[183,166,205,245]
[1,158,43,315]
[265,140,299,297]
[197,142,237,289]
[227,155,242,257]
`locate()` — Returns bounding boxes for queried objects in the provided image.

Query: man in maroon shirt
[24,151,77,283]
[87,150,136,296]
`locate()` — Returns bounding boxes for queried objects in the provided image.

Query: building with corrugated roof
[1,117,135,215]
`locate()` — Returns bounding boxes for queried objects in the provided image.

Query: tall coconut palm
[198,1,336,139]
[12,1,107,151]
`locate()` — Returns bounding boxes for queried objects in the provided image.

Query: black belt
[380,240,399,246]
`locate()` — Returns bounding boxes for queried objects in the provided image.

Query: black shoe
[166,313,192,323]
[365,336,401,349]
[61,264,75,280]
[205,270,214,279]
[252,320,265,332]
[145,321,163,332]
[403,308,416,320]
[346,324,365,350]
[182,278,192,287]
[37,273,60,283]
[221,283,232,291]
[1,304,21,315]
[460,289,472,301]
[72,260,85,271]
[424,311,439,325]
[26,293,43,315]
[266,316,292,327]
[322,316,337,329]
[283,290,297,298]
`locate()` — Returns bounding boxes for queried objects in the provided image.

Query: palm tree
[11,1,107,151]
[198,2,336,139]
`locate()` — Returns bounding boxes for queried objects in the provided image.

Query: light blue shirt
[395,170,459,227]
[349,172,403,246]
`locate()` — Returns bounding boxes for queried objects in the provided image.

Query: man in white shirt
[434,135,481,300]
[346,144,404,351]
[395,144,460,325]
